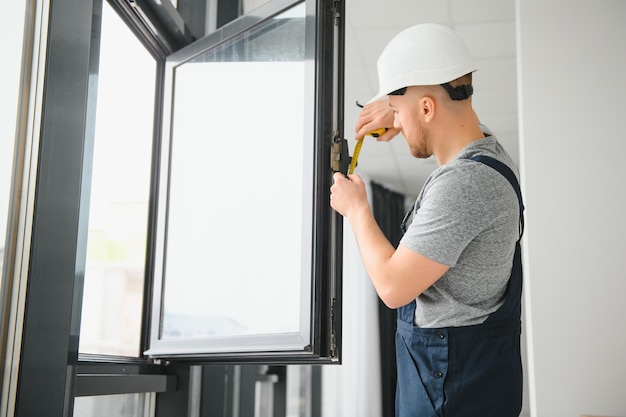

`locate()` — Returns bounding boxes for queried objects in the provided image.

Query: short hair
[449,73,473,88]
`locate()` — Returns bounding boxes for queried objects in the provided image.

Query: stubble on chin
[408,125,431,159]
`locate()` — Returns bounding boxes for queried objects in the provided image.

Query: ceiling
[343,0,519,198]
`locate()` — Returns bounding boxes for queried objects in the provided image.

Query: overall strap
[470,155,525,323]
[469,155,525,239]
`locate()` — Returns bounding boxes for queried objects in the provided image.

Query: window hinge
[333,0,342,26]
[330,297,338,360]
[331,132,349,173]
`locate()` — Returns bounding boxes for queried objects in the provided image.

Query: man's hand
[330,172,369,218]
[355,99,400,142]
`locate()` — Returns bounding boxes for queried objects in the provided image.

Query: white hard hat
[369,23,477,103]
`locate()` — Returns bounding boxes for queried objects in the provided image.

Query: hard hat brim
[367,66,478,104]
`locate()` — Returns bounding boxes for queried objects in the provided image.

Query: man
[330,23,524,416]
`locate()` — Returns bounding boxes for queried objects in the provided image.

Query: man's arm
[331,173,449,308]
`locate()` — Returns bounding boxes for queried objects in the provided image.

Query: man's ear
[421,96,436,123]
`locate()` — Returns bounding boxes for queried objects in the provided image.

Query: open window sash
[145,0,344,363]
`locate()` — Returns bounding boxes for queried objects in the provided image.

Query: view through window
[0,2,27,296]
[74,393,149,417]
[78,1,157,357]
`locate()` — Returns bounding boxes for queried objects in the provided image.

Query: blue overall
[395,155,525,417]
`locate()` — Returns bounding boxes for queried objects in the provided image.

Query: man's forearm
[347,205,398,303]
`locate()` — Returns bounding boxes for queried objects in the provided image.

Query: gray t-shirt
[400,128,520,328]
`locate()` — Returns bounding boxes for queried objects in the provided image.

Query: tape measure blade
[348,139,364,175]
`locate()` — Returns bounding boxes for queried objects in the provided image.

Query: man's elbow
[377,289,414,310]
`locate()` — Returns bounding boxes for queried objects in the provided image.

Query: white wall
[517,1,626,416]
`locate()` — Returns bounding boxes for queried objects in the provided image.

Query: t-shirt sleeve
[400,163,495,267]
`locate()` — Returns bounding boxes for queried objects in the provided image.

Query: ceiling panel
[450,0,515,22]
[347,0,450,30]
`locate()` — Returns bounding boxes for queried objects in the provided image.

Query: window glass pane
[149,2,312,355]
[0,2,26,284]
[165,9,304,338]
[243,0,271,13]
[74,393,149,417]
[79,2,156,356]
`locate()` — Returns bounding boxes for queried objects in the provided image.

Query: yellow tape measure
[348,128,387,175]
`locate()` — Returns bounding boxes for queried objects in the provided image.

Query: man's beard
[410,123,431,159]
